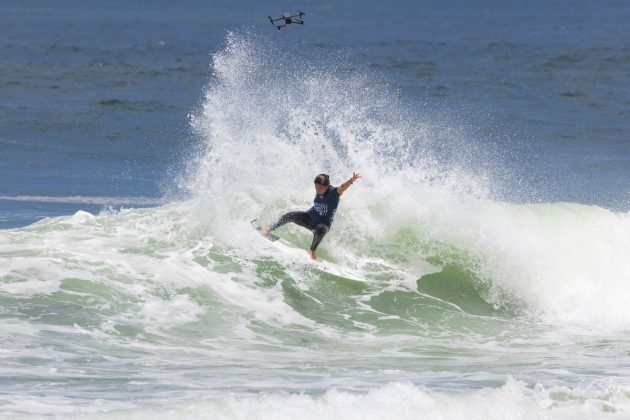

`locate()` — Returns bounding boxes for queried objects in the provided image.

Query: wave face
[184,33,630,331]
[1,33,630,417]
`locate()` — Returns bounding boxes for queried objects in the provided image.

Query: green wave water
[1,201,629,418]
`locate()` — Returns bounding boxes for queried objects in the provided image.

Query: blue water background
[1,0,629,228]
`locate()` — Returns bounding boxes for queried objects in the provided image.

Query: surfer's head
[314,174,330,186]
[314,173,330,194]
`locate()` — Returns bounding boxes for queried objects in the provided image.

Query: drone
[268,10,305,30]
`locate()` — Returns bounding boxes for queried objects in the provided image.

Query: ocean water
[1,1,630,418]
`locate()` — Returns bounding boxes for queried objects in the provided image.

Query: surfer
[260,172,361,260]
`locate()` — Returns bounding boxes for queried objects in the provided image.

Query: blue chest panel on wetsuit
[308,186,340,226]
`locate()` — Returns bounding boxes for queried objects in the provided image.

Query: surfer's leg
[309,223,329,251]
[268,211,312,231]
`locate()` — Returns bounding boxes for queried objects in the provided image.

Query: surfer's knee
[314,224,329,236]
[309,224,329,251]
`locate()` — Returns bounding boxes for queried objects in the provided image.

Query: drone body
[268,10,305,30]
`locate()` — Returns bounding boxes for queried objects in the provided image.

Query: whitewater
[2,33,630,419]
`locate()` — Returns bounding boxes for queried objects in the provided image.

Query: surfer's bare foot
[309,250,317,260]
[260,227,270,236]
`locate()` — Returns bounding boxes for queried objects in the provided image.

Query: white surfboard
[251,220,368,283]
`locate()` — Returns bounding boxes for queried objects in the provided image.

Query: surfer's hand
[338,172,361,195]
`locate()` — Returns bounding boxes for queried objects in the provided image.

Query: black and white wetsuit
[268,186,340,251]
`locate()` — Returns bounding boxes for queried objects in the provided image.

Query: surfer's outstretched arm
[336,171,361,195]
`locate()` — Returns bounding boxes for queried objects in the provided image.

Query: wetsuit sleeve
[333,187,340,202]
